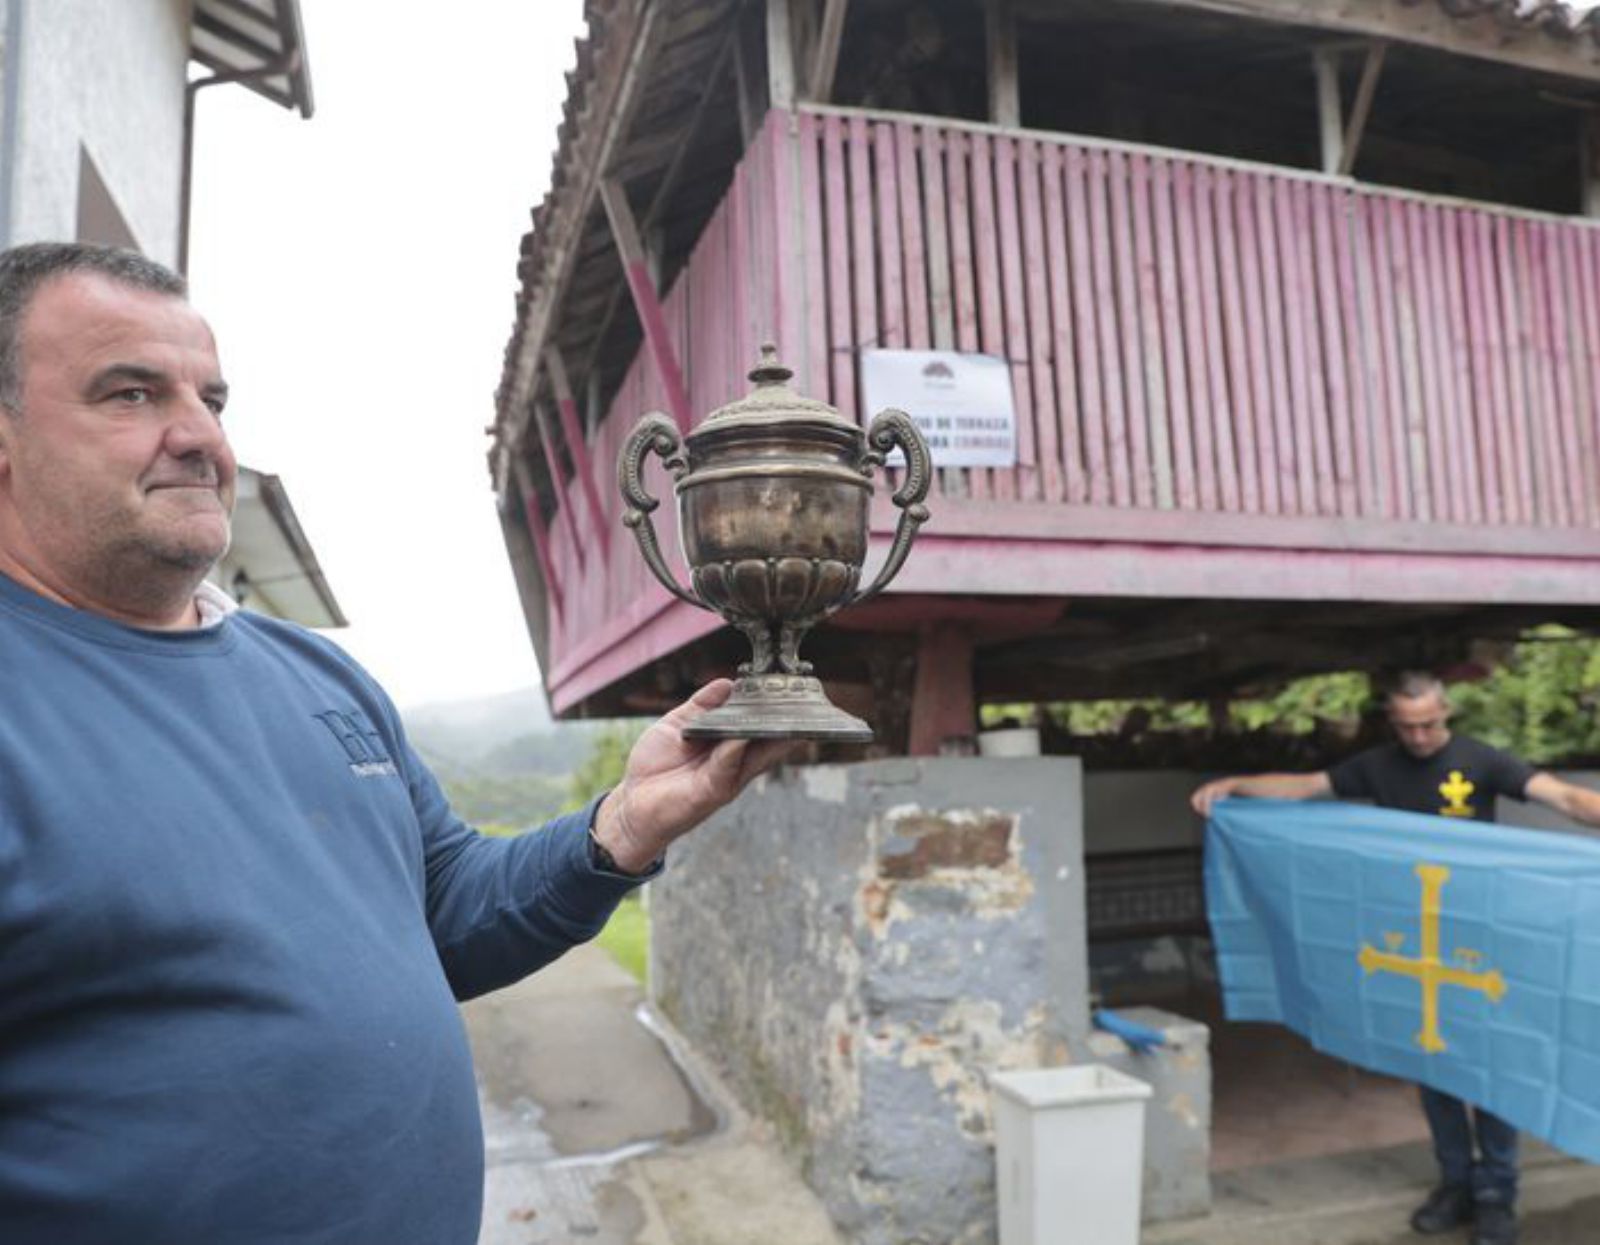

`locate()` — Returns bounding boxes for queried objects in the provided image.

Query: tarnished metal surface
[617,349,930,740]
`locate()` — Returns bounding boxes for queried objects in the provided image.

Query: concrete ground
[462,943,842,1245]
[465,944,1600,1245]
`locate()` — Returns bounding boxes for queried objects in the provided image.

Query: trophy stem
[682,673,872,742]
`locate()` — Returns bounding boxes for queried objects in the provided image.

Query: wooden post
[545,346,612,554]
[908,622,976,756]
[809,0,850,103]
[1313,46,1343,175]
[1583,113,1600,217]
[511,456,564,616]
[1339,41,1387,176]
[986,0,1020,129]
[767,0,796,111]
[599,177,694,434]
[530,399,587,573]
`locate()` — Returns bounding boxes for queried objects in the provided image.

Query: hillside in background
[401,688,640,830]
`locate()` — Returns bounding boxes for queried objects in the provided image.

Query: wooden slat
[1064,145,1111,505]
[1309,182,1357,517]
[1089,148,1134,506]
[1440,209,1485,524]
[1330,187,1378,519]
[848,114,877,426]
[1518,219,1568,526]
[896,120,932,353]
[822,115,853,413]
[1108,150,1157,509]
[1153,158,1198,510]
[1174,162,1219,510]
[1458,208,1504,526]
[1196,165,1241,511]
[874,122,905,352]
[922,125,955,353]
[1556,224,1597,526]
[1542,222,1590,526]
[1289,180,1336,516]
[798,111,830,401]
[920,124,968,499]
[1388,199,1432,521]
[1421,202,1472,523]
[1129,153,1175,510]
[968,131,1003,501]
[1042,142,1088,504]
[1020,139,1065,502]
[994,135,1034,500]
[1251,174,1300,515]
[1273,177,1319,514]
[946,130,991,500]
[1573,222,1600,526]
[1213,168,1262,513]
[1494,216,1537,526]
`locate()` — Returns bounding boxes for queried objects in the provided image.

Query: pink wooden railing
[539,106,1600,703]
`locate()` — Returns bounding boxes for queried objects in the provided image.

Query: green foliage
[1226,672,1370,734]
[987,629,1600,766]
[1450,628,1600,763]
[567,721,647,811]
[441,772,569,830]
[596,895,649,984]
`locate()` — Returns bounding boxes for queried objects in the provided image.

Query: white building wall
[6,0,189,264]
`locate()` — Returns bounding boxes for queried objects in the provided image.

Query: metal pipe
[178,49,299,275]
[0,0,28,248]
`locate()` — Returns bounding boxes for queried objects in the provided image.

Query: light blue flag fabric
[1205,799,1600,1163]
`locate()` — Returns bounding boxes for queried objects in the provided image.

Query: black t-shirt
[1327,735,1537,822]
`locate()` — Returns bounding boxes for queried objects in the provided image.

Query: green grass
[596,895,649,984]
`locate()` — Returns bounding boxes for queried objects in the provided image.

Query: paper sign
[859,350,1017,468]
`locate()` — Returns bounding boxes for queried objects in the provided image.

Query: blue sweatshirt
[0,572,641,1243]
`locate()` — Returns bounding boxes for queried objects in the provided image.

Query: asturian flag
[1205,799,1600,1162]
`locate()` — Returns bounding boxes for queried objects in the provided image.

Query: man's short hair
[1388,670,1448,706]
[0,242,187,412]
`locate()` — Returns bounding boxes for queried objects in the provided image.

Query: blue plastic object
[1093,1009,1167,1052]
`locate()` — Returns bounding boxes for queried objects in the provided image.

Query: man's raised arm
[1190,771,1333,817]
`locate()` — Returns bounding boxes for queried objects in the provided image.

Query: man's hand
[591,679,798,873]
[1191,778,1239,817]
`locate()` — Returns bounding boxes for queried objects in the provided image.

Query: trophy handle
[618,413,707,610]
[850,408,932,607]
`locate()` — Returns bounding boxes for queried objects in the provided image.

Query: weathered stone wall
[650,758,1091,1245]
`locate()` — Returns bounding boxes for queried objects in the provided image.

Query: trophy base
[682,674,873,742]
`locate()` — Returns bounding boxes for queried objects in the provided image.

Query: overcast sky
[187,1,586,711]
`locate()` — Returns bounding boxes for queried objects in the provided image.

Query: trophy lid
[698,345,860,433]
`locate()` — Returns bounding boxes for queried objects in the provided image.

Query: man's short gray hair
[0,242,187,412]
[1388,670,1448,706]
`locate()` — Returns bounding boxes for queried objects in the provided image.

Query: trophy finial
[748,344,793,387]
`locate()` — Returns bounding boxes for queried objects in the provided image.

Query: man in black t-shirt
[1192,672,1600,1245]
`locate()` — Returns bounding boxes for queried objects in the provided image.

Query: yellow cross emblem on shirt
[1438,770,1476,817]
[1358,863,1505,1052]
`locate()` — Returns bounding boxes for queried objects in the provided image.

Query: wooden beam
[1313,46,1343,175]
[498,3,664,483]
[908,622,976,756]
[599,176,694,433]
[1339,40,1387,177]
[1584,113,1600,218]
[734,4,767,147]
[530,398,587,573]
[510,457,564,617]
[545,346,612,554]
[1081,0,1600,84]
[767,0,797,111]
[809,0,850,103]
[986,0,1021,129]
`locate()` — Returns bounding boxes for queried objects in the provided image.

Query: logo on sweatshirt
[314,709,399,778]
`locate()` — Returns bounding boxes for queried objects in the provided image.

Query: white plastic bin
[991,1064,1153,1245]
